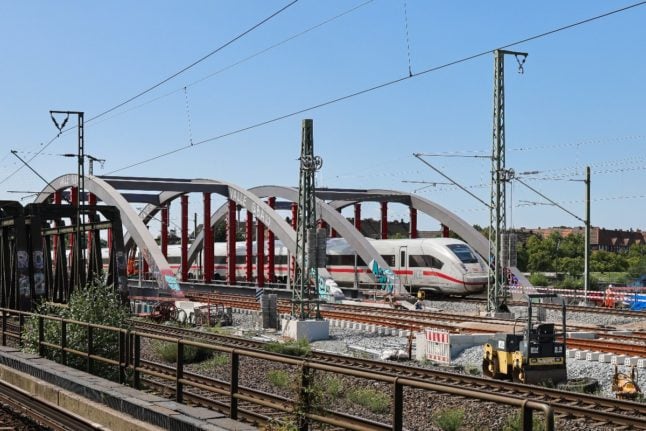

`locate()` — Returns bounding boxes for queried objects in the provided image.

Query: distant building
[514,227,645,252]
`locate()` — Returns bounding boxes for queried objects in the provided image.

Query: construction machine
[482,294,567,385]
[613,365,642,399]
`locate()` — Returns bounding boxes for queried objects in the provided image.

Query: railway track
[132,320,646,429]
[185,292,646,352]
[0,378,104,431]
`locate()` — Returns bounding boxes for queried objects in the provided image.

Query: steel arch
[185,185,389,278]
[35,174,176,290]
[328,189,489,258]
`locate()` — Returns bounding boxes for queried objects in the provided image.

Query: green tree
[525,234,559,272]
[556,256,583,277]
[626,244,646,277]
[558,233,583,258]
[591,250,628,272]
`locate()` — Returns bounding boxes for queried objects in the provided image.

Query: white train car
[149,237,488,296]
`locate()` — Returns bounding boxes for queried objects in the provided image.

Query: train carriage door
[398,246,408,286]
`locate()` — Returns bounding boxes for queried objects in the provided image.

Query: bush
[267,370,292,388]
[556,275,583,290]
[321,376,344,398]
[150,339,211,364]
[433,408,465,431]
[22,277,131,380]
[502,412,544,431]
[528,273,549,287]
[195,353,229,370]
[346,387,390,413]
[265,338,311,357]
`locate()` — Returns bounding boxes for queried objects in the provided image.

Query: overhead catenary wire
[107,1,646,175]
[86,0,375,129]
[0,0,375,187]
[88,0,300,124]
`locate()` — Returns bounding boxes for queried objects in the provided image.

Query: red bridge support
[380,201,388,239]
[245,210,253,282]
[203,193,213,283]
[181,195,188,282]
[442,224,450,238]
[227,200,236,285]
[354,203,361,233]
[410,207,418,239]
[267,197,275,283]
[256,219,265,287]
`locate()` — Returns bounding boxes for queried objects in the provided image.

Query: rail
[0,307,554,431]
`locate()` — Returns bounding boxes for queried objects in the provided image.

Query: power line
[0,134,61,186]
[510,134,645,152]
[0,0,374,187]
[88,0,300,123]
[0,1,300,187]
[87,0,375,128]
[107,1,646,175]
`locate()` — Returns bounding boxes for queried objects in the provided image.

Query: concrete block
[611,355,627,365]
[281,318,329,342]
[585,352,600,361]
[637,359,646,368]
[598,353,613,363]
[566,349,578,359]
[575,350,589,360]
[415,333,427,361]
[35,381,60,405]
[624,357,640,366]
[567,332,597,339]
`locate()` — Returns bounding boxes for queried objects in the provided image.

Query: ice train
[142,237,489,296]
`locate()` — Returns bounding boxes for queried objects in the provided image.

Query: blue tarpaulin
[629,294,646,311]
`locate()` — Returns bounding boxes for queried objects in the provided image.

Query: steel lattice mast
[292,119,322,320]
[488,49,526,313]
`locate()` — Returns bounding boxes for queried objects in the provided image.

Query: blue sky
[1,1,645,235]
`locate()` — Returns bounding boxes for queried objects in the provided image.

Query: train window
[327,255,366,266]
[400,250,407,267]
[446,244,478,263]
[275,255,287,264]
[214,256,226,264]
[167,255,181,264]
[381,255,395,266]
[430,256,443,269]
[235,255,245,264]
[409,255,444,269]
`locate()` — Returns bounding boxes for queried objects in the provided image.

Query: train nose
[463,273,488,293]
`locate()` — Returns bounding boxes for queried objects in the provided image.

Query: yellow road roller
[482,294,567,385]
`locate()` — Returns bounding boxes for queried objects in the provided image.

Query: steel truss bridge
[22,174,490,294]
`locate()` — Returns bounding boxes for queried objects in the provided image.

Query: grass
[321,376,344,399]
[150,340,211,364]
[433,408,465,431]
[267,370,292,389]
[265,338,311,357]
[194,353,229,371]
[346,387,390,414]
[502,412,545,431]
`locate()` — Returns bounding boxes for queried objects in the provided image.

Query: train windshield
[446,244,478,264]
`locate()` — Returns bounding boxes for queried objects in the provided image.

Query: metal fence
[0,307,554,431]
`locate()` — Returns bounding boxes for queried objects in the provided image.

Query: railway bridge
[32,173,489,292]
